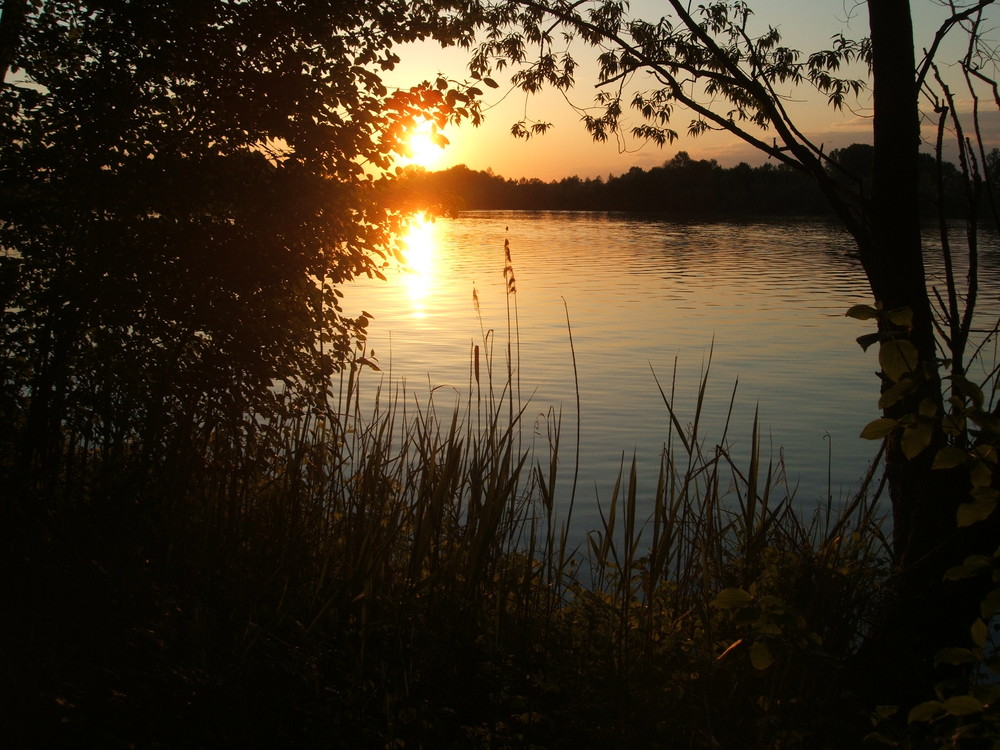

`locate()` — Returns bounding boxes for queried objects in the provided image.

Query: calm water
[344,211,1000,539]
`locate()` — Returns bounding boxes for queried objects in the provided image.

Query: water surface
[344,211,1000,539]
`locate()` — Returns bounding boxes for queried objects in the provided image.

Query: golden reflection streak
[399,213,436,318]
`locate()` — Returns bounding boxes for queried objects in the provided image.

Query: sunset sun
[403,119,447,169]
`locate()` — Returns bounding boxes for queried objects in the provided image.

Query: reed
[6,251,893,749]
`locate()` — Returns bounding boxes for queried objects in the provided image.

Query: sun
[403,119,448,169]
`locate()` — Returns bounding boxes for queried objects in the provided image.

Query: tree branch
[916,0,995,91]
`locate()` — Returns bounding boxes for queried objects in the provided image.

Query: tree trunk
[861,0,983,708]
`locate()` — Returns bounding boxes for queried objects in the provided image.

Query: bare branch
[916,0,995,90]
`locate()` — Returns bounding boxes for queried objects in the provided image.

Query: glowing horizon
[383,1,999,182]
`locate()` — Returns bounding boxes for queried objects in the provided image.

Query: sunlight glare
[400,213,437,316]
[403,119,447,169]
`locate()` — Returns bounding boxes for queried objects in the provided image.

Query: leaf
[957,497,997,527]
[933,446,967,470]
[942,412,966,436]
[980,588,1000,618]
[975,444,998,463]
[942,695,983,716]
[879,339,919,382]
[846,304,880,320]
[483,77,500,88]
[713,588,753,609]
[749,640,775,670]
[902,422,933,459]
[918,398,938,418]
[971,461,993,488]
[878,378,917,409]
[873,705,898,721]
[933,647,978,665]
[944,555,991,580]
[972,618,989,648]
[907,700,945,723]
[952,375,985,410]
[860,418,897,440]
[856,332,882,351]
[886,307,914,327]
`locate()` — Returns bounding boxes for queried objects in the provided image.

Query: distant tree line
[389,143,983,218]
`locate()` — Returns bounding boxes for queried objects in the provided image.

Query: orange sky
[386,1,998,181]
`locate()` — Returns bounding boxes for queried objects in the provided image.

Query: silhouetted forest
[388,143,978,218]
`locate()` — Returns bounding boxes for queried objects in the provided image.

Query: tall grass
[6,248,894,749]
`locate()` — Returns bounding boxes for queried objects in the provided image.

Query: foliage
[459,0,1000,740]
[4,267,892,746]
[0,0,486,485]
[390,145,973,215]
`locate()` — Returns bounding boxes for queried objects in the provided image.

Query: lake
[343,211,1000,540]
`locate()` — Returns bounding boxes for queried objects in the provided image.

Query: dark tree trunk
[867,0,945,584]
[861,0,985,709]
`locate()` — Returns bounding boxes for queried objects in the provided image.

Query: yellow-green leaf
[713,588,753,609]
[942,413,966,435]
[934,647,978,665]
[879,339,919,382]
[971,486,999,503]
[933,446,967,470]
[918,398,938,418]
[971,461,993,488]
[857,332,882,351]
[975,444,998,463]
[860,418,898,440]
[908,700,945,723]
[958,498,997,527]
[944,555,992,580]
[886,307,914,327]
[943,695,983,716]
[846,304,880,320]
[972,618,989,648]
[980,589,1000,618]
[749,640,774,670]
[902,423,933,459]
[878,378,916,409]
[952,375,985,409]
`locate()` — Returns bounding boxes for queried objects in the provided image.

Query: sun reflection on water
[400,213,436,317]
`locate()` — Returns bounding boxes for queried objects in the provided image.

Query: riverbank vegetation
[388,144,979,218]
[8,317,902,748]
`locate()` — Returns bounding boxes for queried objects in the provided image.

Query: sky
[384,0,1000,181]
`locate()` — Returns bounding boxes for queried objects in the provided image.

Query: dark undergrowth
[2,323,910,750]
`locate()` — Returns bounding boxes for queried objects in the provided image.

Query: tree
[0,0,484,486]
[466,0,1000,711]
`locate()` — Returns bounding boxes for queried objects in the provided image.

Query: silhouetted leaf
[933,647,978,665]
[943,695,983,716]
[713,588,753,609]
[750,640,775,670]
[879,339,919,382]
[902,423,932,459]
[860,418,897,439]
[944,555,990,581]
[846,304,879,320]
[885,307,913,327]
[907,700,945,723]
[933,446,967,470]
[857,332,882,351]
[972,618,989,647]
[957,498,997,527]
[878,378,916,409]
